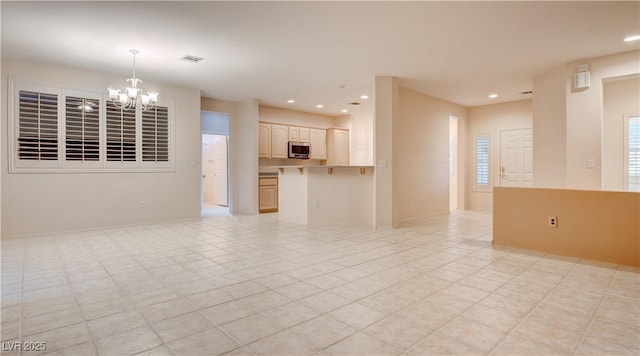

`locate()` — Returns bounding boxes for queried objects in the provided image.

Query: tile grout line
[571,262,619,354]
[398,251,537,356]
[85,229,176,356]
[56,236,100,356]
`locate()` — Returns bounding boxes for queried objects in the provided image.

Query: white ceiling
[2,1,639,117]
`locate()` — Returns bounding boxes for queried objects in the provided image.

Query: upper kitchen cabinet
[271,124,289,159]
[258,123,271,158]
[299,127,310,143]
[288,126,299,142]
[310,129,327,160]
[327,129,349,166]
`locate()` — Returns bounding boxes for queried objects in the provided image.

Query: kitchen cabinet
[288,126,310,143]
[327,129,349,166]
[299,127,310,143]
[288,127,299,142]
[258,123,271,158]
[310,129,327,160]
[271,124,289,159]
[259,177,278,213]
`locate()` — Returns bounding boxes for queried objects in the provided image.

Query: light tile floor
[1,211,638,355]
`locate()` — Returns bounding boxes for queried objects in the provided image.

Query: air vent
[520,91,533,95]
[182,55,204,63]
[349,102,361,106]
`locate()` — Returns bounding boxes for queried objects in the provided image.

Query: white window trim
[473,133,491,192]
[9,78,175,173]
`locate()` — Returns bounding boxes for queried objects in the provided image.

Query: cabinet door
[299,127,310,143]
[288,126,299,142]
[258,123,271,158]
[327,129,349,165]
[334,130,349,166]
[259,185,278,212]
[310,129,327,160]
[271,125,289,158]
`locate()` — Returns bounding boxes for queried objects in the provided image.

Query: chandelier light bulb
[118,93,128,105]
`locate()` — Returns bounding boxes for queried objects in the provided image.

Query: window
[475,134,490,190]
[65,96,100,162]
[10,80,173,172]
[142,106,169,162]
[628,116,640,192]
[17,90,59,161]
[106,101,137,162]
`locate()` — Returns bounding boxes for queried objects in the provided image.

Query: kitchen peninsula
[275,165,374,227]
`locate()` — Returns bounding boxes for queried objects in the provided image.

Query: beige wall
[259,105,335,128]
[467,100,533,212]
[493,187,640,266]
[2,60,202,237]
[202,96,259,214]
[349,111,374,166]
[307,168,373,226]
[603,76,640,191]
[534,50,640,190]
[374,76,399,227]
[237,99,260,214]
[277,167,373,226]
[532,65,568,188]
[397,87,467,221]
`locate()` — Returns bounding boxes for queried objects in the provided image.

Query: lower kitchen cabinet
[259,177,278,213]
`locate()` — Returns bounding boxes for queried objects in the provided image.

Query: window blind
[106,101,136,161]
[65,96,99,161]
[18,90,58,160]
[629,117,640,178]
[476,136,489,186]
[142,106,169,162]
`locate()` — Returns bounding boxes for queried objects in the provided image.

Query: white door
[500,129,533,187]
[213,135,228,206]
[202,135,216,205]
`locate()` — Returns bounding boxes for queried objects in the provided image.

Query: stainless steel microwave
[288,142,310,159]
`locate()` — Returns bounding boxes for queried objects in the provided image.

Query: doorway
[202,134,228,208]
[201,111,230,216]
[500,128,533,187]
[449,116,458,212]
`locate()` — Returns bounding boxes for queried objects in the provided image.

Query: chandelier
[108,49,158,111]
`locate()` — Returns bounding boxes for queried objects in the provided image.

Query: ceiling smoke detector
[182,55,205,63]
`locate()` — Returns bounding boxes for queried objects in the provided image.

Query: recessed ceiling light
[341,109,348,113]
[316,104,324,109]
[360,94,369,100]
[287,99,295,104]
[624,34,640,42]
[488,93,499,99]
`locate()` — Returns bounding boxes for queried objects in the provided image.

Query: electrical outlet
[314,200,320,208]
[548,216,557,228]
[140,200,147,209]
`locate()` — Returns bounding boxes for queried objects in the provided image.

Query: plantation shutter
[475,136,489,187]
[65,96,100,161]
[629,117,640,191]
[142,105,169,162]
[106,101,137,161]
[18,90,58,160]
